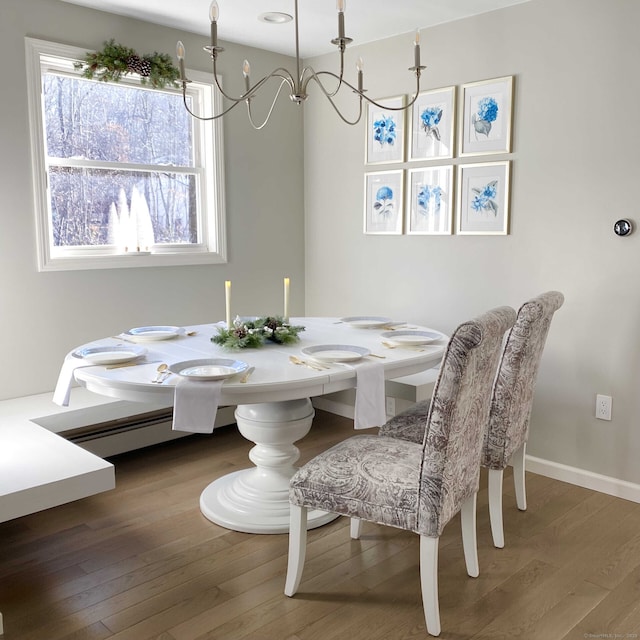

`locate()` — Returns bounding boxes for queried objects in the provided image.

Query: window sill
[38,250,227,272]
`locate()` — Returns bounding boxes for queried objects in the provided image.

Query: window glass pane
[49,167,197,248]
[43,73,194,167]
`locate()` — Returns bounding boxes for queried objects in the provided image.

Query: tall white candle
[283,277,290,322]
[225,280,232,328]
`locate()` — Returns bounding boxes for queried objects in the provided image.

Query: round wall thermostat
[614,219,633,236]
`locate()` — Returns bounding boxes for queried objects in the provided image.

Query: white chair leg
[512,442,527,511]
[460,492,479,577]
[488,468,505,549]
[284,504,308,597]
[350,517,362,539]
[420,535,441,637]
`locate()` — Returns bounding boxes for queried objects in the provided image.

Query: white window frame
[25,37,227,271]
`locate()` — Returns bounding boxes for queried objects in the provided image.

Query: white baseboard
[525,455,640,504]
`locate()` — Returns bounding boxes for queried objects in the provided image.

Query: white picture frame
[408,86,456,161]
[364,170,404,235]
[459,76,513,156]
[365,96,406,165]
[406,166,454,235]
[456,161,510,235]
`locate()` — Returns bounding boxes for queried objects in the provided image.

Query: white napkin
[52,357,93,406]
[172,378,224,433]
[352,360,386,429]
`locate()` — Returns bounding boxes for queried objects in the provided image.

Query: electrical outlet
[385,396,396,416]
[595,394,612,421]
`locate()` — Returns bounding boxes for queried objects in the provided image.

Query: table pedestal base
[199,398,338,534]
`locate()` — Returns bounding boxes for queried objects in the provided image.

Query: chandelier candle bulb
[176,41,186,81]
[337,0,345,40]
[414,29,421,69]
[356,57,364,92]
[225,280,232,328]
[210,1,219,47]
[284,277,290,322]
[243,60,251,94]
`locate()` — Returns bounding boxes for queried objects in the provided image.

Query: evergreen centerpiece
[74,40,180,88]
[212,316,305,350]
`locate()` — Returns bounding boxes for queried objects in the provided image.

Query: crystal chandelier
[176,0,425,129]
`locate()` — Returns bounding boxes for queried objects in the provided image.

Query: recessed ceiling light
[259,12,293,24]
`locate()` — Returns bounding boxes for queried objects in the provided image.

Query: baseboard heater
[54,405,237,458]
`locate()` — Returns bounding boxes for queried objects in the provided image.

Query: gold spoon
[152,363,168,383]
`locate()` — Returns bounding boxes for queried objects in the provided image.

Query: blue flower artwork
[372,115,397,148]
[472,96,498,138]
[417,184,443,214]
[419,106,443,142]
[471,180,498,215]
[373,185,394,216]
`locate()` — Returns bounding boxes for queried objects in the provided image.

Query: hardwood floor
[1,410,639,639]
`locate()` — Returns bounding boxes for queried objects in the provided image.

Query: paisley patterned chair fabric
[284,306,516,637]
[378,291,565,547]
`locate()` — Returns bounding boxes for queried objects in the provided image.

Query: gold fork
[289,355,328,371]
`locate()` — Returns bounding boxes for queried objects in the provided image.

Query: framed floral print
[408,86,455,161]
[364,170,404,235]
[406,166,453,235]
[365,96,406,165]
[459,76,513,156]
[456,161,510,235]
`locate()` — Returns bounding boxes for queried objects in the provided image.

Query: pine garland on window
[74,39,180,88]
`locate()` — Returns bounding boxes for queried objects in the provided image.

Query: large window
[26,38,226,271]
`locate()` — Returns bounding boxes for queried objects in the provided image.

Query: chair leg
[350,517,362,539]
[513,442,527,511]
[488,468,505,549]
[460,492,479,577]
[284,504,308,597]
[420,535,441,637]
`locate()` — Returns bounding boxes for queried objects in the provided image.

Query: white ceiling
[60,0,532,58]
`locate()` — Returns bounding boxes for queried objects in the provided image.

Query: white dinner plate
[169,358,249,381]
[380,329,445,345]
[124,325,182,342]
[340,316,393,328]
[72,345,147,365]
[301,344,371,362]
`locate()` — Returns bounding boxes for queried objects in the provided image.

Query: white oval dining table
[69,317,446,534]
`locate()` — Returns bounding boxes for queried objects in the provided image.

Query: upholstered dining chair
[379,291,565,548]
[284,306,516,637]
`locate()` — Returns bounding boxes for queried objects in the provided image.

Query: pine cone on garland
[126,55,152,77]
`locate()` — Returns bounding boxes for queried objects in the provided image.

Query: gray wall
[303,0,640,484]
[0,0,305,399]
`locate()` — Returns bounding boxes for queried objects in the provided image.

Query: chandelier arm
[181,89,245,121]
[306,74,364,126]
[210,56,296,103]
[313,70,422,111]
[245,79,291,130]
[300,56,345,99]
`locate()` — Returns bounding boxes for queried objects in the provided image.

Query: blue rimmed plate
[169,358,249,381]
